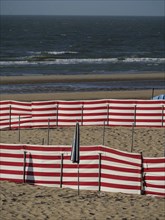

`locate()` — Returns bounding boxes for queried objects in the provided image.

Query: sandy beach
[1,127,165,158]
[1,72,165,220]
[1,126,165,220]
[1,180,165,220]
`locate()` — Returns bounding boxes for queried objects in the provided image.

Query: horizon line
[0,14,164,17]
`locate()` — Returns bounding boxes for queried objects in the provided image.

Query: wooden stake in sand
[56,104,59,127]
[47,118,50,145]
[131,122,135,152]
[130,105,137,152]
[60,153,64,188]
[102,121,106,146]
[134,105,137,127]
[18,115,21,142]
[23,151,27,183]
[140,152,145,195]
[107,104,109,126]
[98,153,102,192]
[81,105,84,126]
[9,105,11,130]
[161,105,164,127]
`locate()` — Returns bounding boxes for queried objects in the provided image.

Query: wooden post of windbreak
[56,104,59,127]
[60,153,64,188]
[134,105,137,127]
[47,118,50,145]
[102,121,106,146]
[107,104,109,126]
[23,151,27,183]
[161,105,164,127]
[98,153,102,192]
[9,105,11,130]
[140,152,145,195]
[18,115,21,142]
[81,105,84,126]
[131,122,135,152]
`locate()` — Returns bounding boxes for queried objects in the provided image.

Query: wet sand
[1,72,164,101]
[1,72,164,84]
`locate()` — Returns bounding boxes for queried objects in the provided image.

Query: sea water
[0,15,164,93]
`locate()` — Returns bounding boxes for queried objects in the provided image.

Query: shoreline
[0,72,164,101]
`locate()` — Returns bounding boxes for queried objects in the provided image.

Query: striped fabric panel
[0,100,32,129]
[32,101,58,128]
[58,102,83,126]
[0,144,142,195]
[1,143,165,197]
[0,99,165,129]
[143,157,165,197]
[0,101,12,129]
[100,145,142,194]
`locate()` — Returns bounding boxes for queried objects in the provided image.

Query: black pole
[151,88,154,99]
[98,153,102,192]
[60,153,63,188]
[78,163,80,195]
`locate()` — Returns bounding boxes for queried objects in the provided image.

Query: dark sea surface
[0,16,164,93]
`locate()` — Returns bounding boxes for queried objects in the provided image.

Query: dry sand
[1,89,165,101]
[1,181,165,220]
[1,126,165,220]
[1,126,165,157]
[1,72,165,219]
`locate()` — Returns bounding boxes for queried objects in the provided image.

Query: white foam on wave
[123,57,165,63]
[28,51,78,55]
[0,57,164,66]
[0,61,29,66]
[47,51,78,55]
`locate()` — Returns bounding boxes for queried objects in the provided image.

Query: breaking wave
[0,57,164,67]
